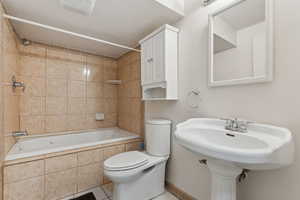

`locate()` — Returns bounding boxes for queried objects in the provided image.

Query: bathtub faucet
[12,130,28,137]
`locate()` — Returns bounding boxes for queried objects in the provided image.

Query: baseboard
[165,181,197,200]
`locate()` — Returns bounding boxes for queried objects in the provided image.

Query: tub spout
[12,130,28,137]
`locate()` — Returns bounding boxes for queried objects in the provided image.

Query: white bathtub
[6,127,140,161]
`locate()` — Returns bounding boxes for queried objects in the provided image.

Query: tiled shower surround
[18,43,119,135]
[0,4,21,200]
[117,51,144,136]
[0,4,144,199]
[17,43,143,137]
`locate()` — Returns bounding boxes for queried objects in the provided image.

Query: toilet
[104,119,171,200]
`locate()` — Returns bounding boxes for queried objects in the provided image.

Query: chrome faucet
[12,130,28,137]
[221,118,252,133]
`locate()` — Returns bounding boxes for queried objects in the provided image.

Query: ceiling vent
[60,0,96,16]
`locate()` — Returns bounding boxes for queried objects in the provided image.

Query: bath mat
[71,192,96,200]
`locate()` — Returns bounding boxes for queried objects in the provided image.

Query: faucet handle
[220,118,235,123]
[238,119,255,125]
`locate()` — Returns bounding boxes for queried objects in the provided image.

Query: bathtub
[6,127,140,161]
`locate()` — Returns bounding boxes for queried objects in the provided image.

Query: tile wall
[0,4,22,200]
[18,43,118,135]
[3,141,142,200]
[0,3,143,199]
[117,51,144,136]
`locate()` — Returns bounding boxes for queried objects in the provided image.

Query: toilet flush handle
[142,165,156,173]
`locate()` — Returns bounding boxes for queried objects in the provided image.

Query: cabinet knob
[147,58,153,63]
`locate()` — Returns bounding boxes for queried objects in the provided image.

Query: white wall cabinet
[139,24,179,100]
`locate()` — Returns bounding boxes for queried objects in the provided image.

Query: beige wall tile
[4,160,44,183]
[118,98,130,115]
[128,81,141,98]
[117,51,143,136]
[77,149,103,166]
[47,59,69,79]
[3,53,19,82]
[20,115,45,134]
[4,176,44,200]
[20,55,46,77]
[20,96,45,116]
[69,63,86,81]
[125,142,143,152]
[68,81,86,98]
[45,154,77,174]
[118,66,129,82]
[45,168,77,200]
[47,47,84,63]
[77,163,103,192]
[104,64,117,81]
[103,145,125,160]
[68,98,86,114]
[104,113,117,127]
[45,115,67,133]
[131,61,141,80]
[46,97,67,115]
[85,114,99,129]
[86,98,104,114]
[86,64,103,82]
[130,98,142,117]
[67,115,86,131]
[104,84,117,98]
[87,82,103,98]
[19,43,46,57]
[130,115,143,135]
[47,78,67,97]
[86,54,104,65]
[104,99,117,114]
[3,90,19,109]
[20,76,46,97]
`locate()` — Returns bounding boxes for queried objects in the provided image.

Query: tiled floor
[63,184,178,200]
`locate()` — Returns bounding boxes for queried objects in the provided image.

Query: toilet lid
[104,151,148,171]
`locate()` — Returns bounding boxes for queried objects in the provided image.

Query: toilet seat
[104,151,148,171]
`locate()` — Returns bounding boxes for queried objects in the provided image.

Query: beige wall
[18,43,118,135]
[0,4,21,200]
[117,51,144,136]
[145,0,300,199]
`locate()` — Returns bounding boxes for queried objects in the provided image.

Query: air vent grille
[60,0,96,16]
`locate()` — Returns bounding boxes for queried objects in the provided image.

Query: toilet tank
[145,119,171,156]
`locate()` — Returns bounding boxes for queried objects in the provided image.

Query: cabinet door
[152,32,165,83]
[141,39,153,85]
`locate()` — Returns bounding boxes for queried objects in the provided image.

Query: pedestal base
[207,160,243,200]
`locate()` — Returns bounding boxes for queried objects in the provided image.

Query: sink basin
[175,118,294,170]
[175,118,294,200]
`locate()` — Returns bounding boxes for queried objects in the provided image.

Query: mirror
[208,0,274,87]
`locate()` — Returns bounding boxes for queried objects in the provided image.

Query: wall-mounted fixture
[60,0,96,16]
[208,0,274,87]
[187,89,201,108]
[3,14,140,52]
[21,38,31,46]
[12,130,28,137]
[12,75,26,92]
[105,80,122,85]
[139,24,179,100]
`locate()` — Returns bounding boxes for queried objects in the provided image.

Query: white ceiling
[2,0,184,58]
[219,0,265,30]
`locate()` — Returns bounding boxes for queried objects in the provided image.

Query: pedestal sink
[175,118,294,200]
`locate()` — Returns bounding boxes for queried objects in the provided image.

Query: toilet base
[112,160,167,200]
